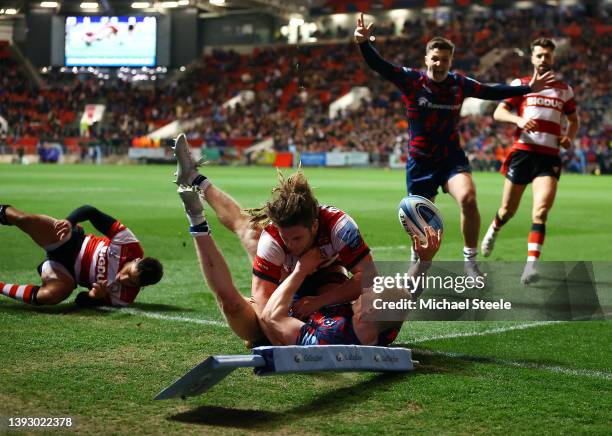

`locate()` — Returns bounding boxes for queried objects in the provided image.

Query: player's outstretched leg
[0,205,76,305]
[1,205,66,248]
[172,133,211,192]
[172,134,261,260]
[482,180,527,257]
[204,185,261,260]
[177,188,263,341]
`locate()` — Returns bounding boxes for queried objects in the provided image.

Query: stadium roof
[2,0,325,17]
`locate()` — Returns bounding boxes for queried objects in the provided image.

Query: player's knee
[459,193,478,212]
[533,207,549,223]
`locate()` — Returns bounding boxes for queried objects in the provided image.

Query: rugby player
[175,180,440,346]
[354,14,555,273]
[0,204,162,306]
[173,133,418,344]
[481,38,579,284]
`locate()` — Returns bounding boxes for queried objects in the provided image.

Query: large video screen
[65,16,157,67]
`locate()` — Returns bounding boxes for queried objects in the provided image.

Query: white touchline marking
[408,313,610,344]
[97,306,227,327]
[415,348,612,381]
[371,245,409,252]
[408,320,562,343]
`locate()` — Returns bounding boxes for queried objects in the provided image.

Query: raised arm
[466,71,556,101]
[355,13,405,85]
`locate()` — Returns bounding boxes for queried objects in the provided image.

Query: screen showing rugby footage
[65,16,157,67]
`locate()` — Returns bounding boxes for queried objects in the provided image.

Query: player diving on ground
[171,134,441,346]
[0,204,163,307]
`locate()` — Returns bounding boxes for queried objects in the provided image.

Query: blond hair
[248,170,319,229]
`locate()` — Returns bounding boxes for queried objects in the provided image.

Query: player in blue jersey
[354,14,554,272]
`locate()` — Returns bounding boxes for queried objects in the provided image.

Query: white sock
[463,247,478,261]
[185,211,205,227]
[484,225,497,240]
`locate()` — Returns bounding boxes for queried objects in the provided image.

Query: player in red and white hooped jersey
[247,172,378,338]
[171,136,381,344]
[72,217,145,306]
[503,76,575,157]
[0,204,163,307]
[174,175,442,347]
[481,38,580,284]
[253,205,371,289]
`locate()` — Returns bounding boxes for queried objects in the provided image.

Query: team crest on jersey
[323,318,336,327]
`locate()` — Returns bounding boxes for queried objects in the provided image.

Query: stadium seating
[0,3,609,172]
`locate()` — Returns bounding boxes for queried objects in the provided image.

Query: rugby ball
[398,195,444,241]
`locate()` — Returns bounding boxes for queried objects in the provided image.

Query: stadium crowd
[0,4,609,172]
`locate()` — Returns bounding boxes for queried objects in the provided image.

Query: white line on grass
[371,245,409,252]
[97,306,227,327]
[409,312,610,344]
[415,348,612,380]
[409,320,562,344]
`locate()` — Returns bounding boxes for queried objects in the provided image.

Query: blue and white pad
[253,345,414,375]
[155,346,414,400]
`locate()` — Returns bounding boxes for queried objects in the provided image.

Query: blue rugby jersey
[296,304,400,346]
[359,41,532,162]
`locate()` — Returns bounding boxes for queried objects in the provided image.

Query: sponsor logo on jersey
[418,96,461,110]
[95,245,109,283]
[526,96,563,110]
[255,258,269,271]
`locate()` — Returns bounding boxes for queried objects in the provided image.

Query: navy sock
[0,205,12,226]
[189,222,210,235]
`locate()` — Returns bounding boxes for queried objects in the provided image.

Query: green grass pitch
[0,164,610,434]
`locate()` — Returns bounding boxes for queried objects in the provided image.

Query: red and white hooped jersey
[504,77,576,156]
[253,205,371,284]
[74,220,144,306]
